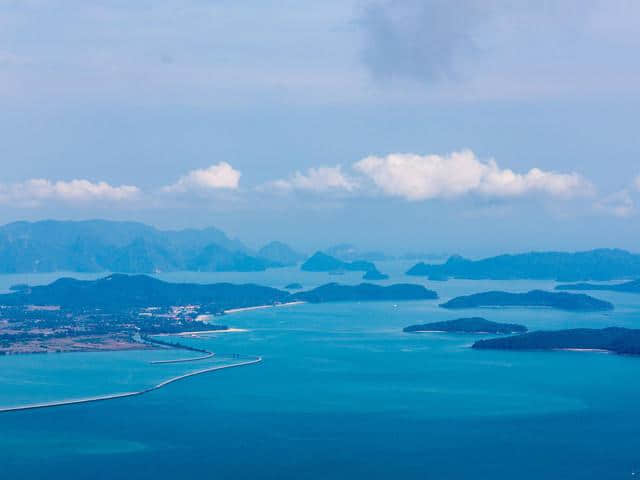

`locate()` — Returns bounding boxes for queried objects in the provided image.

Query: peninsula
[404,317,527,334]
[472,327,640,355]
[440,290,613,311]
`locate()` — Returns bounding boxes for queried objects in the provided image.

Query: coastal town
[0,301,226,355]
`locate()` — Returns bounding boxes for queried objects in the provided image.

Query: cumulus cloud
[164,162,241,193]
[266,166,358,193]
[0,179,139,206]
[353,150,591,200]
[595,189,635,217]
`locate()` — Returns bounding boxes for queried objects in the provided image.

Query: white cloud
[0,179,139,206]
[164,162,241,193]
[266,166,358,193]
[353,150,591,200]
[595,189,635,217]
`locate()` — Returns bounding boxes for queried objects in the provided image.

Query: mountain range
[0,220,304,273]
[406,249,640,281]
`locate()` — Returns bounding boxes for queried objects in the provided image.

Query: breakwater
[0,354,261,414]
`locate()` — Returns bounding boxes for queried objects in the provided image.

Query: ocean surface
[1,262,639,479]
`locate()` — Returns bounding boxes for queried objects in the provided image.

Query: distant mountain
[472,327,640,355]
[301,251,376,273]
[186,244,271,272]
[404,318,527,334]
[258,241,305,266]
[440,290,613,312]
[406,249,640,281]
[324,244,392,262]
[401,252,450,261]
[0,220,277,273]
[555,279,640,293]
[291,282,438,303]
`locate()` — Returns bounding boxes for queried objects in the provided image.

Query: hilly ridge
[0,220,299,274]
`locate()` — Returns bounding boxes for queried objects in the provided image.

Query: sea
[1,262,639,479]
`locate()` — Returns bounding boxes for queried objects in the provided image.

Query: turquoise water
[1,265,639,479]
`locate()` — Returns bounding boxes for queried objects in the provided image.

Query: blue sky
[1,0,639,254]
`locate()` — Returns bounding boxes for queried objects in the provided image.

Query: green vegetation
[440,290,613,312]
[404,317,527,334]
[291,282,437,303]
[472,327,640,355]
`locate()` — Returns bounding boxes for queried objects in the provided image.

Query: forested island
[406,249,640,281]
[472,327,640,355]
[440,290,613,311]
[555,279,640,293]
[291,282,437,303]
[404,317,527,334]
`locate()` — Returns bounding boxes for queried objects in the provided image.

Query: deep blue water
[1,264,639,479]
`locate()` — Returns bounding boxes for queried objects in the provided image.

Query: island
[472,327,640,355]
[404,317,527,334]
[555,279,640,293]
[284,282,303,290]
[290,282,438,303]
[301,251,377,273]
[440,290,613,311]
[405,249,640,281]
[362,269,389,280]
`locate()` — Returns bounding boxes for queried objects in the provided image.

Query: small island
[440,290,613,312]
[472,327,640,355]
[284,282,303,290]
[362,269,389,281]
[555,279,640,293]
[404,317,527,334]
[291,282,438,303]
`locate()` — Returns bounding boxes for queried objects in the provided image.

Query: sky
[1,0,639,255]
